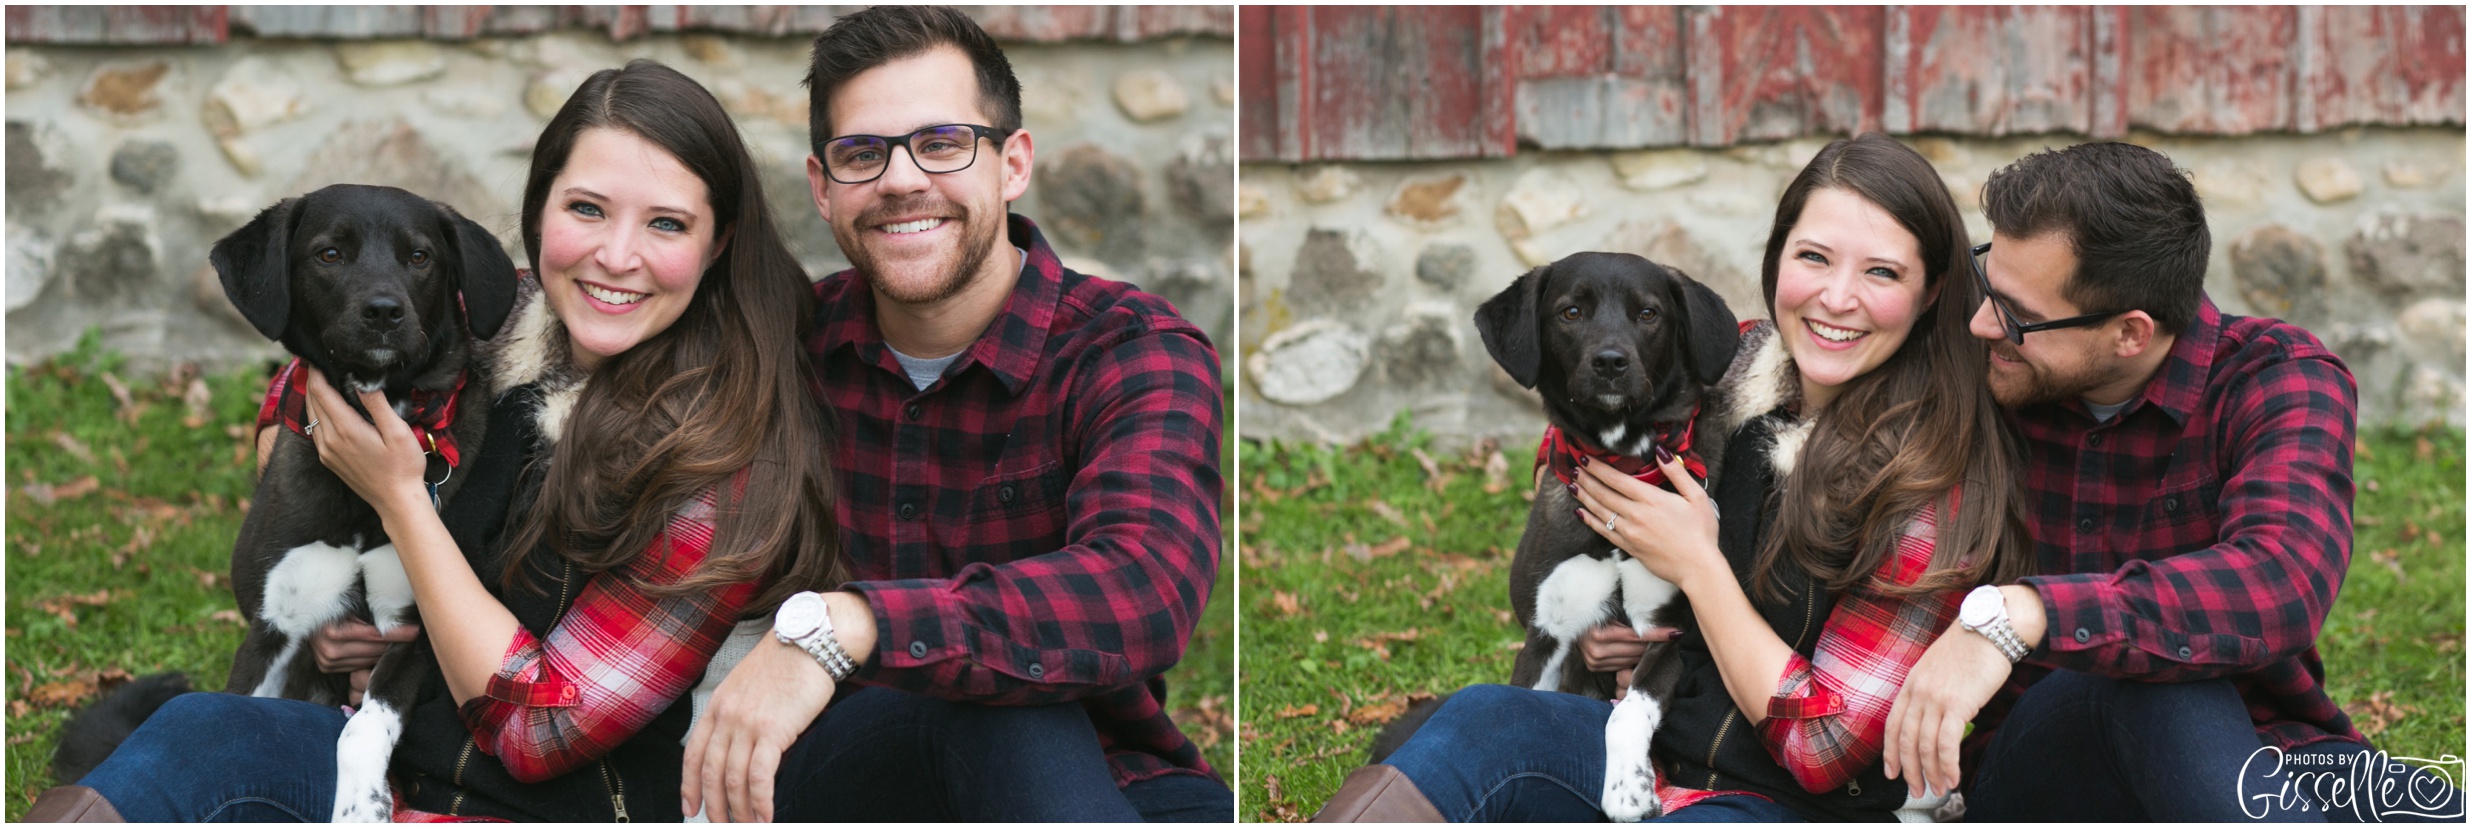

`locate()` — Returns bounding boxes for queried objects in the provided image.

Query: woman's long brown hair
[1751,133,2032,602]
[503,60,839,617]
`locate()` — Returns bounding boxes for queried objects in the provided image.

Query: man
[1882,141,2459,821]
[681,6,1227,822]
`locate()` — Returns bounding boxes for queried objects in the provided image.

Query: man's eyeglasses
[1969,242,2128,346]
[814,124,1011,185]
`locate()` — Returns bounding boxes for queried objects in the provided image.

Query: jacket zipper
[1706,573,1822,789]
[449,736,476,815]
[599,761,631,822]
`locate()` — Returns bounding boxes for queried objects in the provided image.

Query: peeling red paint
[1240,4,2464,161]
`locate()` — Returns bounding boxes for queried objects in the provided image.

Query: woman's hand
[1572,449,1726,593]
[309,619,423,706]
[299,366,433,519]
[1579,622,1685,699]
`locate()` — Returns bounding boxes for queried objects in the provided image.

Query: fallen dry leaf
[23,475,101,506]
[1481,449,1512,494]
[210,609,245,624]
[1325,718,1352,734]
[182,376,214,429]
[1264,773,1284,802]
[1275,704,1319,719]
[1272,590,1302,617]
[35,589,112,628]
[8,700,28,718]
[48,431,94,464]
[2352,689,2420,737]
[100,372,137,421]
[1369,499,1408,526]
[1348,697,1407,725]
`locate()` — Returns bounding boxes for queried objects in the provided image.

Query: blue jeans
[1970,670,2464,822]
[81,693,345,821]
[771,684,1233,822]
[1382,684,1807,822]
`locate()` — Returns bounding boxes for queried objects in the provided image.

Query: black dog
[52,185,516,820]
[1472,252,1739,820]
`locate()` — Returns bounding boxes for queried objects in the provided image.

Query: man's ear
[2113,311,2159,359]
[806,155,833,224]
[998,129,1034,203]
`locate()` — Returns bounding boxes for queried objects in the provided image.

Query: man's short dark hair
[804,6,1023,148]
[1979,142,2210,334]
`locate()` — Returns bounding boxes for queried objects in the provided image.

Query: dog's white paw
[1602,692,1665,822]
[330,699,403,822]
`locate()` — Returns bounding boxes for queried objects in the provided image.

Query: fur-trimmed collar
[1700,320,1814,480]
[473,274,591,444]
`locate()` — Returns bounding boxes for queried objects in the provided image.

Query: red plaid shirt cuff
[1763,651,1848,719]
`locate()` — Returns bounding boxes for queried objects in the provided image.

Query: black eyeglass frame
[1969,242,2129,346]
[812,123,1013,185]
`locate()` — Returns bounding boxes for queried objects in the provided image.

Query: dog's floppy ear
[1667,267,1740,385]
[1475,265,1548,389]
[439,206,519,339]
[209,198,301,341]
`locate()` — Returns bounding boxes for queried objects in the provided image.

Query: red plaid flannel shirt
[456,489,757,781]
[805,214,1224,785]
[1965,297,2365,775]
[1756,497,1963,794]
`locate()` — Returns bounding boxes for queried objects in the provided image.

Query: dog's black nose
[1591,350,1630,377]
[362,297,406,330]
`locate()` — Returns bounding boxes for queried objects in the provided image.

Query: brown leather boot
[1311,764,1444,822]
[24,786,124,822]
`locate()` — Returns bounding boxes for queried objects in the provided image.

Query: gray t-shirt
[888,345,963,391]
[2084,397,2131,423]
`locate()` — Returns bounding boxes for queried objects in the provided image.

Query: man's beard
[1985,338,2114,409]
[836,195,1002,305]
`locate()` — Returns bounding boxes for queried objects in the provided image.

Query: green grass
[1237,415,2466,821]
[1,335,1236,817]
[5,332,263,816]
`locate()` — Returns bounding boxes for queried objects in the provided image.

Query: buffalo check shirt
[806,213,1225,785]
[1966,297,2367,777]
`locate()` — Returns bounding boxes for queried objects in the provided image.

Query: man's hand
[1577,623,1684,698]
[1882,621,2013,799]
[308,619,422,706]
[683,638,836,823]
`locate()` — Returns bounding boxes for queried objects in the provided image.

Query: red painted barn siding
[5,5,1232,44]
[1238,4,2465,161]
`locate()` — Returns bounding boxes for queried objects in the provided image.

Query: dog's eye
[1636,307,1659,322]
[317,247,341,264]
[1559,306,1582,321]
[409,250,430,266]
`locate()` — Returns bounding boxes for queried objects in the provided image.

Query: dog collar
[264,358,468,467]
[1535,413,1707,490]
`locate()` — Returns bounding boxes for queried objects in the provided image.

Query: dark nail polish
[1577,454,1590,468]
[1566,481,1578,496]
[1654,445,1676,464]
[1575,508,1588,521]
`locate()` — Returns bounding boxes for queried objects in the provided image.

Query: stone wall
[6,30,1234,372]
[1239,128,2467,445]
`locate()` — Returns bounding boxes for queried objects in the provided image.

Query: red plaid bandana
[1535,412,1707,489]
[262,358,468,467]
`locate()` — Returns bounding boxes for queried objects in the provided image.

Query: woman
[53,60,837,821]
[1332,133,2032,822]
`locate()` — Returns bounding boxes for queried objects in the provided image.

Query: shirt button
[2178,645,2194,659]
[1027,662,1045,679]
[2077,517,2096,533]
[2074,628,2091,643]
[560,685,577,702]
[2089,434,2103,447]
[910,641,928,658]
[904,404,922,421]
[999,485,1016,504]
[898,503,919,521]
[2165,496,2181,512]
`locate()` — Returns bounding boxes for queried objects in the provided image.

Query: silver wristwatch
[1959,585,2030,663]
[773,591,857,681]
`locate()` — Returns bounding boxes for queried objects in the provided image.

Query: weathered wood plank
[5,6,228,44]
[2304,5,2466,131]
[1893,7,2097,137]
[1705,5,1887,144]
[2126,6,2300,135]
[1239,5,1279,160]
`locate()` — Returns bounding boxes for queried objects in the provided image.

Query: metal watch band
[1977,617,2029,663]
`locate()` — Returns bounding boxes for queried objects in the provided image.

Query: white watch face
[775,593,825,640]
[1960,587,2003,627]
